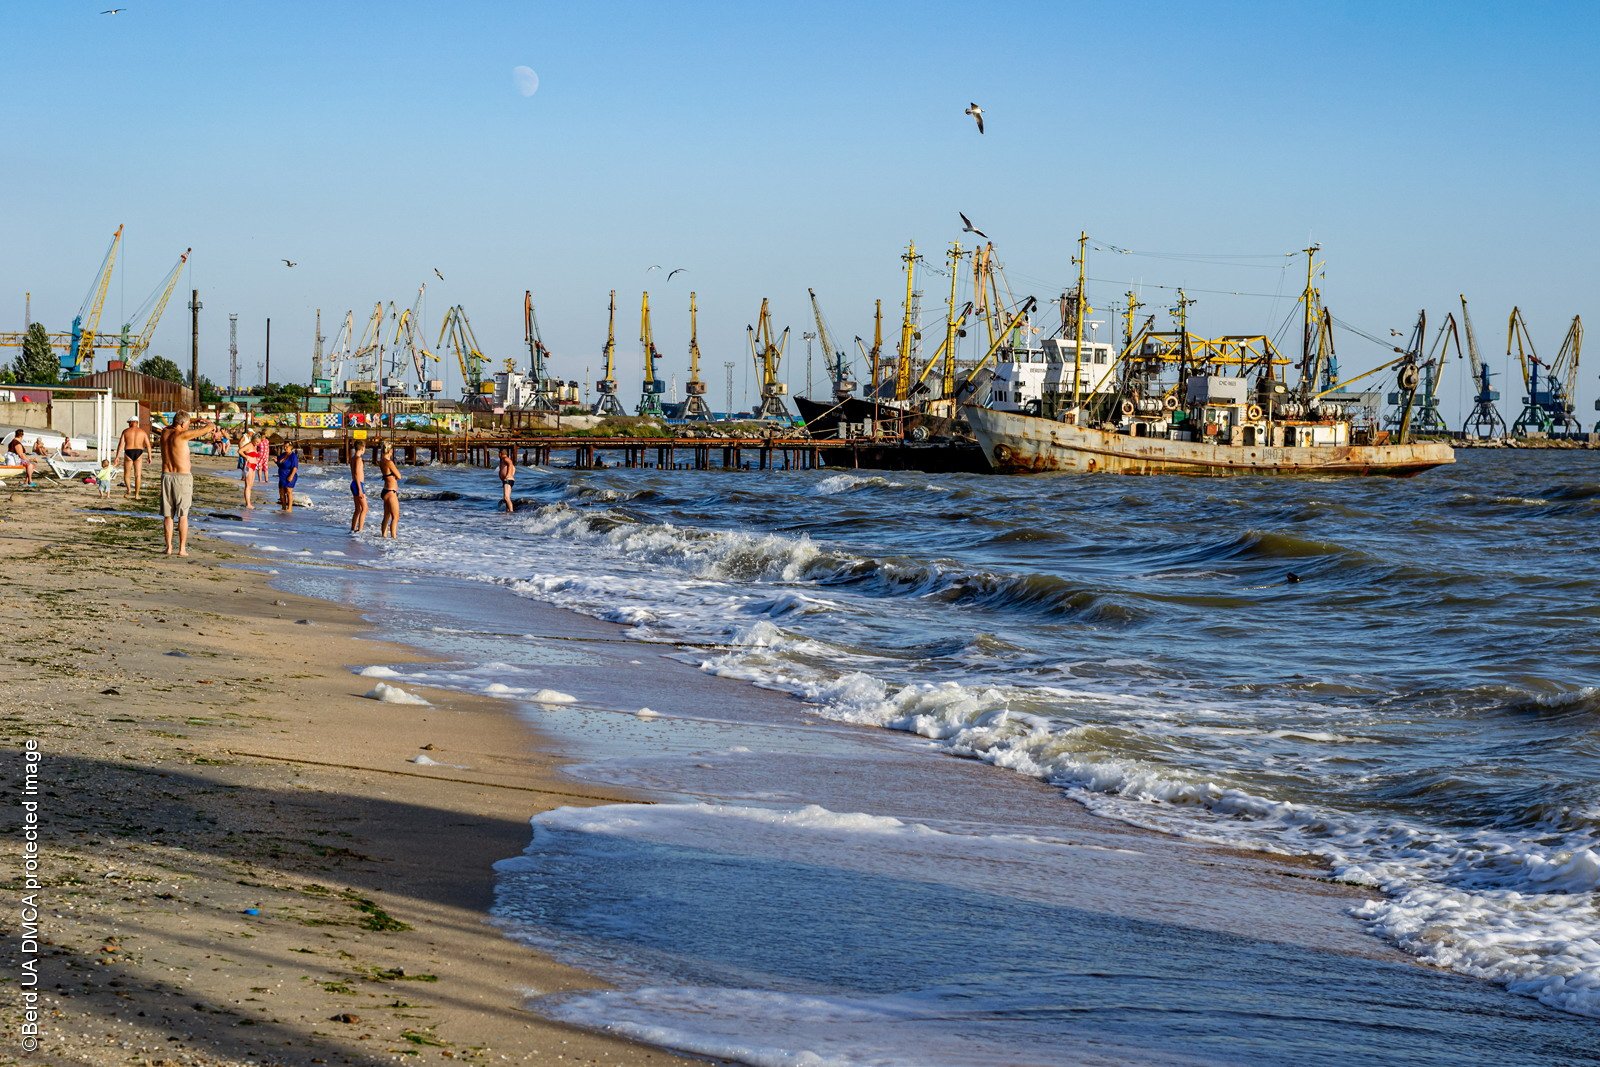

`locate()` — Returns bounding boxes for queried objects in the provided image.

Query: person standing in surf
[497,448,516,513]
[350,445,368,533]
[276,441,299,513]
[378,441,401,538]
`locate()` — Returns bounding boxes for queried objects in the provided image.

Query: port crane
[806,289,856,402]
[322,311,355,390]
[386,286,439,396]
[523,291,560,411]
[746,298,792,421]
[65,224,123,375]
[592,290,626,415]
[1508,307,1583,435]
[1457,296,1506,438]
[682,292,714,420]
[113,246,191,367]
[348,302,387,386]
[1386,313,1457,436]
[436,305,491,402]
[637,291,665,417]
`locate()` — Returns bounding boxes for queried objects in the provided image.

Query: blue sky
[1,0,1595,417]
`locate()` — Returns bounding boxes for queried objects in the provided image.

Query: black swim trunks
[125,448,146,461]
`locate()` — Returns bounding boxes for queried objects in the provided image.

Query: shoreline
[0,459,709,1066]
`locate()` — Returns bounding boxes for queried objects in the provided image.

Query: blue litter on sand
[243,908,261,916]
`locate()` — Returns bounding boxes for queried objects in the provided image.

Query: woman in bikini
[497,448,516,513]
[239,431,258,508]
[378,442,401,539]
[349,446,368,533]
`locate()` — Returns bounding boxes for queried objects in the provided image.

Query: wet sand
[0,459,708,1066]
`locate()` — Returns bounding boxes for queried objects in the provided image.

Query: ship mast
[940,241,964,400]
[1072,231,1089,413]
[894,241,920,402]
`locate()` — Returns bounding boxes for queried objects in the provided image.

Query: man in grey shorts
[158,411,213,557]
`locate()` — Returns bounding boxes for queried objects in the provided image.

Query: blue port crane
[1507,307,1583,435]
[1457,296,1507,439]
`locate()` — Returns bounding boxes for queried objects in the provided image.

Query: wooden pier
[280,433,880,471]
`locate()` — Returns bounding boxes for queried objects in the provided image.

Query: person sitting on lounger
[7,431,36,487]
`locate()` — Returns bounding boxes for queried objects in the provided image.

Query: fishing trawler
[962,241,1455,477]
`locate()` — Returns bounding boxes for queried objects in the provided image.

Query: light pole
[802,331,817,398]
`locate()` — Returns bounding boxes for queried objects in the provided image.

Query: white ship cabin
[987,337,1118,417]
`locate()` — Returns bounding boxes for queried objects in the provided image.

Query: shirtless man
[349,446,368,533]
[116,418,152,498]
[158,412,212,556]
[497,448,516,513]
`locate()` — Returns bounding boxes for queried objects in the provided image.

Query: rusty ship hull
[965,405,1455,476]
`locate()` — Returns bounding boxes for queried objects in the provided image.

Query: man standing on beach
[158,411,211,557]
[116,417,152,498]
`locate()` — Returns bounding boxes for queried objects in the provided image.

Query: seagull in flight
[667,268,686,281]
[959,212,988,240]
[433,268,445,281]
[964,102,984,135]
[101,8,126,14]
[646,264,662,272]
[281,259,297,268]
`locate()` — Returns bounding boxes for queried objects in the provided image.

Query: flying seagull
[959,212,988,240]
[646,264,662,272]
[281,259,297,268]
[667,268,686,281]
[101,8,126,14]
[433,268,445,281]
[964,102,984,135]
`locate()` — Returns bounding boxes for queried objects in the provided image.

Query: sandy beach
[0,458,707,1066]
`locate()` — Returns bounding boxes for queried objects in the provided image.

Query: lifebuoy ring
[1119,399,1135,417]
[1162,394,1180,411]
[910,424,930,442]
[1246,404,1263,421]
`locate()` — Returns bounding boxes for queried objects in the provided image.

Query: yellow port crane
[638,291,665,417]
[435,305,491,401]
[746,297,791,422]
[67,224,123,375]
[386,286,439,396]
[593,290,626,415]
[682,292,713,420]
[116,247,191,366]
[1508,307,1583,435]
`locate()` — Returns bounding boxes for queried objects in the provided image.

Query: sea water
[206,449,1600,1064]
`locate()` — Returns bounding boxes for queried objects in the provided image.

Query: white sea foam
[365,682,430,705]
[245,467,1600,1023]
[531,689,577,704]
